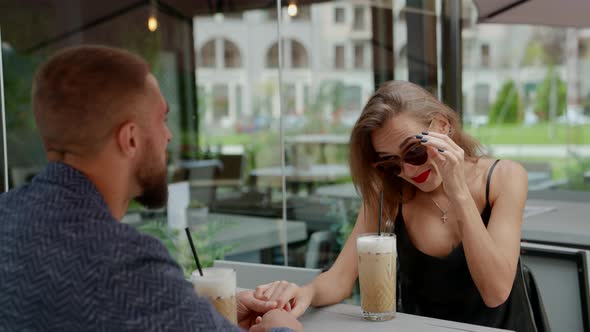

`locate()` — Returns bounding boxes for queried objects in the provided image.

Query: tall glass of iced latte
[357,233,396,321]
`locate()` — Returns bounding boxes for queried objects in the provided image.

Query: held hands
[237,285,306,332]
[254,281,313,318]
[418,131,469,198]
[237,290,280,329]
[249,309,303,332]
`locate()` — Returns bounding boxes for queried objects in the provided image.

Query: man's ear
[116,121,139,158]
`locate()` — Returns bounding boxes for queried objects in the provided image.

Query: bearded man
[0,45,300,332]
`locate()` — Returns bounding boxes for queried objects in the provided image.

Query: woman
[254,81,537,331]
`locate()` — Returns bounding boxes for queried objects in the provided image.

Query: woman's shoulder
[480,158,528,202]
[484,158,527,181]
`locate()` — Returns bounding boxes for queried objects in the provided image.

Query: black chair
[521,263,551,332]
[521,242,590,332]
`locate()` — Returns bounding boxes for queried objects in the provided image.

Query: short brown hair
[349,81,483,225]
[32,45,150,155]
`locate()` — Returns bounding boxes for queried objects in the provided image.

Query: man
[0,46,301,332]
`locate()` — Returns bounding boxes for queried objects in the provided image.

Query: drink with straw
[191,268,238,324]
[356,191,396,321]
[357,233,396,321]
[184,227,237,324]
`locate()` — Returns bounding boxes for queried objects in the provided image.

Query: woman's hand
[236,290,279,329]
[253,281,314,318]
[249,309,303,332]
[419,131,469,199]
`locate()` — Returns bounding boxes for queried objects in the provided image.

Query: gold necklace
[431,197,451,223]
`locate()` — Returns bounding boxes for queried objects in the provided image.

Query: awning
[474,0,590,28]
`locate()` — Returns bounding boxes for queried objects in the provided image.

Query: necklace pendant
[442,214,448,223]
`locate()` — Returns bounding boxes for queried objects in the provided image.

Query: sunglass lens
[381,163,401,176]
[404,144,428,166]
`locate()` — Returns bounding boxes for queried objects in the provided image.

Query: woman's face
[371,113,443,192]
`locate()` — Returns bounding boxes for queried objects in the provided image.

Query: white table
[522,199,590,250]
[191,213,307,257]
[285,134,349,164]
[250,164,349,193]
[315,182,360,199]
[285,134,349,145]
[300,303,510,331]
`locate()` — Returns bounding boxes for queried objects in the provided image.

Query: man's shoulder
[99,221,172,260]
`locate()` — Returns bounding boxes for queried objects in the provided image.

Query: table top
[250,164,349,182]
[300,303,510,331]
[285,134,349,145]
[189,213,308,255]
[315,182,360,199]
[522,199,590,249]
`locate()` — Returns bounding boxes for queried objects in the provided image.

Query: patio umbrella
[474,0,590,28]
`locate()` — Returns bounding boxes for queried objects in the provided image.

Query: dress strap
[485,160,501,209]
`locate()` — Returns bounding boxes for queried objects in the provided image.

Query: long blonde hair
[349,81,483,226]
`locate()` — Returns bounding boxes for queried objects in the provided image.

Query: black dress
[394,160,538,332]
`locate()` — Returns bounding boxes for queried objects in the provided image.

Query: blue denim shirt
[0,162,291,332]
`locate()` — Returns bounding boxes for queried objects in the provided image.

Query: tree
[2,47,47,167]
[534,69,567,121]
[488,80,523,124]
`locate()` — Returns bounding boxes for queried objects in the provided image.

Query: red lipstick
[411,169,431,184]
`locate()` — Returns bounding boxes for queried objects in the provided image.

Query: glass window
[353,6,365,30]
[200,39,216,68]
[266,41,279,68]
[463,11,590,194]
[481,44,490,67]
[334,45,345,69]
[223,39,241,68]
[285,83,296,114]
[212,84,229,120]
[291,40,309,68]
[334,7,345,24]
[342,85,362,112]
[354,43,365,68]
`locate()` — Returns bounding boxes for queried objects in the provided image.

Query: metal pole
[441,0,462,117]
[276,0,288,266]
[0,27,9,192]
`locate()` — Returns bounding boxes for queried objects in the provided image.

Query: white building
[194,1,590,133]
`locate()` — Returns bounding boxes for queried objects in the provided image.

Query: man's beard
[135,156,168,209]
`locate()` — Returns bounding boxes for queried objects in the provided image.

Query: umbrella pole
[0,27,8,192]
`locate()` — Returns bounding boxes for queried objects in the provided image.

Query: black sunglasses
[372,142,428,176]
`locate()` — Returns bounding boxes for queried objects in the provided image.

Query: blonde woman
[254,81,537,331]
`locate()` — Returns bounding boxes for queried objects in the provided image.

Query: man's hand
[249,309,303,332]
[237,290,279,329]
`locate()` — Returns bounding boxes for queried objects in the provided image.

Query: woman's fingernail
[438,148,444,153]
[415,135,423,139]
[422,131,429,135]
[420,138,428,143]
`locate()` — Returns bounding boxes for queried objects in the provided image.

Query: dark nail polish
[422,131,429,135]
[415,135,423,139]
[420,138,428,143]
[438,148,444,153]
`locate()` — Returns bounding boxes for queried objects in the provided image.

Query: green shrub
[534,69,567,121]
[489,80,523,124]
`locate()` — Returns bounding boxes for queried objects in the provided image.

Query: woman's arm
[307,202,378,306]
[422,131,527,308]
[453,160,527,308]
[255,202,378,315]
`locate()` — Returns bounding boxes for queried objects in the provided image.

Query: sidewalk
[487,145,590,158]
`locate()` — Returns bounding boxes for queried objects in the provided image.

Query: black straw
[185,227,203,276]
[378,191,383,236]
